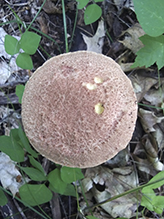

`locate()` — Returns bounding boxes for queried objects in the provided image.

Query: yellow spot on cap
[83,83,97,90]
[94,77,103,84]
[95,103,104,115]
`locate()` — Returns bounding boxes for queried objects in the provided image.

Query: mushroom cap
[21,51,137,168]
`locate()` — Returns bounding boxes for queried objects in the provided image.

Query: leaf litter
[0,152,29,197]
[0,0,164,218]
[81,166,139,218]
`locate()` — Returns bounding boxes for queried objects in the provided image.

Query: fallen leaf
[119,23,145,54]
[116,50,134,72]
[81,20,105,53]
[0,152,29,196]
[144,82,164,110]
[83,166,139,218]
[142,135,164,171]
[132,153,157,175]
[129,71,157,102]
[0,27,21,84]
[42,0,62,14]
[113,0,134,11]
[152,125,164,152]
[139,108,164,133]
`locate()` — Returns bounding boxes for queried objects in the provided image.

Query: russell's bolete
[21,51,138,168]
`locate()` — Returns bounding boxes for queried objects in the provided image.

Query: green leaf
[18,126,38,158]
[143,171,164,190]
[76,0,89,9]
[29,156,45,175]
[86,216,99,219]
[84,4,102,25]
[20,167,46,181]
[16,53,33,69]
[0,131,24,162]
[141,191,164,214]
[131,35,164,70]
[94,0,104,2]
[48,169,67,195]
[19,184,52,206]
[141,171,164,213]
[10,129,25,162]
[60,166,84,183]
[10,128,21,142]
[0,189,7,206]
[63,184,76,197]
[19,31,41,55]
[117,218,128,219]
[133,0,164,37]
[16,84,25,104]
[141,188,155,211]
[152,196,164,214]
[4,35,20,55]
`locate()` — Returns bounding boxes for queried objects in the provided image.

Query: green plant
[126,0,164,210]
[86,216,99,219]
[85,172,164,217]
[0,126,38,162]
[4,31,41,69]
[141,171,164,214]
[16,84,25,103]
[2,0,54,70]
[1,1,164,218]
[132,0,164,70]
[76,0,104,25]
[0,188,7,206]
[0,126,84,207]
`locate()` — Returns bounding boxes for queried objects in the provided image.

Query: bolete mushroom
[21,51,137,168]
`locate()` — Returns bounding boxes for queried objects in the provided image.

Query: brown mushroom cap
[21,51,137,168]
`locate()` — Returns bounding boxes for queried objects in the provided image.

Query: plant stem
[85,176,164,210]
[26,0,47,31]
[157,68,164,115]
[62,0,69,53]
[138,102,163,110]
[0,186,48,219]
[69,4,78,50]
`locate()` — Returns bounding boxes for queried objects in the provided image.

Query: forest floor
[0,0,164,219]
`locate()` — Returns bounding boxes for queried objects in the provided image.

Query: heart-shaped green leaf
[133,0,164,37]
[19,184,52,206]
[84,4,102,25]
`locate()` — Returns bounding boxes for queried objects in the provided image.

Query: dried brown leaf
[139,108,164,133]
[119,23,145,54]
[81,20,105,53]
[129,71,157,102]
[83,166,139,218]
[144,82,164,110]
[142,134,164,171]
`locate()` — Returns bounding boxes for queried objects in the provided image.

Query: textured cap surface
[21,51,137,168]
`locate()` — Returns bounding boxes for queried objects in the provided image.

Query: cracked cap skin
[21,51,138,168]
